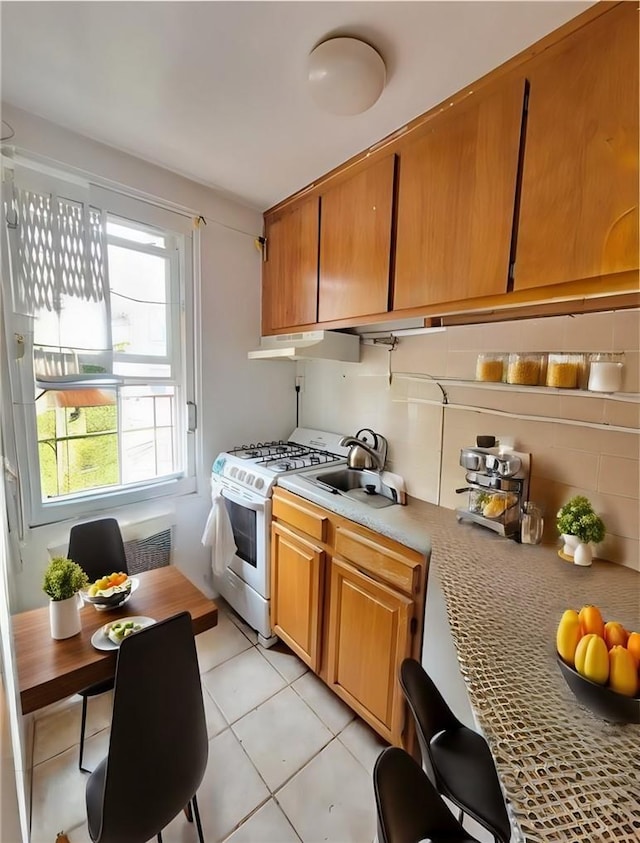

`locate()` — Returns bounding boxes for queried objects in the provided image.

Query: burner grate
[228,440,343,472]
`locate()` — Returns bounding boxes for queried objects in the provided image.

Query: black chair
[85,611,208,843]
[68,518,128,772]
[400,658,511,843]
[374,746,479,843]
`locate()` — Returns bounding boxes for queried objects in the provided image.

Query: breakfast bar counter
[276,477,640,842]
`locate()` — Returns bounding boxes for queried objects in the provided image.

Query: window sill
[29,475,197,528]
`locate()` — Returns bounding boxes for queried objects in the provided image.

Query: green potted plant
[557,496,605,567]
[43,557,88,639]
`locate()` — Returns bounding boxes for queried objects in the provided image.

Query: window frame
[7,180,199,527]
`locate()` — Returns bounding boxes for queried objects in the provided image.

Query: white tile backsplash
[300,309,640,569]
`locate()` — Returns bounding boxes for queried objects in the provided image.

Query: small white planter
[561,534,581,557]
[49,594,82,639]
[574,542,593,567]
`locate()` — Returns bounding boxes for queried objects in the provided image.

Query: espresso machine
[456,441,530,539]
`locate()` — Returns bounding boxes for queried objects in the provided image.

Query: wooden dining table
[12,566,218,715]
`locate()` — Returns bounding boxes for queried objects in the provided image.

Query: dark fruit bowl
[556,654,640,724]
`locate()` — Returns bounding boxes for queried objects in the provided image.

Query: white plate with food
[91,616,156,651]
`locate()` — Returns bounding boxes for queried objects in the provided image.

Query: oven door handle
[216,485,266,513]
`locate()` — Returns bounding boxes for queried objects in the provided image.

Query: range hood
[247,331,360,362]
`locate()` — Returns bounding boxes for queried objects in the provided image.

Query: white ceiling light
[308,37,386,116]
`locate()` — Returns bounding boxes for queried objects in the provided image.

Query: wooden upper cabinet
[262,196,319,334]
[393,76,526,310]
[514,4,639,290]
[318,155,395,322]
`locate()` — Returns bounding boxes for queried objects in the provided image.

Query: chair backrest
[373,747,478,843]
[94,612,208,843]
[68,518,128,581]
[400,658,462,782]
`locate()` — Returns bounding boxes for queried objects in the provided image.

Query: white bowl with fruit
[80,572,138,610]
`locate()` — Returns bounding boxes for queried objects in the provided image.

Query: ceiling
[1,1,594,211]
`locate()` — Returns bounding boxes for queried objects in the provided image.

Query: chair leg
[156,833,162,843]
[192,794,205,843]
[183,802,193,822]
[458,807,464,824]
[79,696,89,772]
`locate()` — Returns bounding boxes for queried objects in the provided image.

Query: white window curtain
[3,164,114,385]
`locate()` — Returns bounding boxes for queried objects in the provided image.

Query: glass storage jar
[587,353,624,393]
[475,353,506,383]
[546,353,584,389]
[507,352,544,385]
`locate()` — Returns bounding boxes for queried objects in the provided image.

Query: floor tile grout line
[209,649,357,808]
[231,712,335,795]
[219,794,303,843]
[288,678,351,737]
[271,733,346,798]
[202,642,297,726]
[336,730,384,777]
[270,793,305,843]
[197,638,254,675]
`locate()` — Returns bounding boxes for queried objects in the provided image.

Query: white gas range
[210,428,348,646]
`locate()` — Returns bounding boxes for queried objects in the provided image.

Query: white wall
[2,103,296,611]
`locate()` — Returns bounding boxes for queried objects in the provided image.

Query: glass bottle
[521,502,544,544]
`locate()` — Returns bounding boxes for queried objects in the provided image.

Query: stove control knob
[255,477,264,490]
[238,470,246,482]
[229,467,238,478]
[246,473,255,486]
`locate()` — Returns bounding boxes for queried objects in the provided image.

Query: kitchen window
[1,163,197,526]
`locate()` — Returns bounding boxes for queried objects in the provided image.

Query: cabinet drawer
[273,495,328,542]
[334,527,420,596]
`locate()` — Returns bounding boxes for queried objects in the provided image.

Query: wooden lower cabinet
[270,488,427,749]
[271,522,324,672]
[326,557,413,745]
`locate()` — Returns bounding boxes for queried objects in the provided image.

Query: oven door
[216,482,271,599]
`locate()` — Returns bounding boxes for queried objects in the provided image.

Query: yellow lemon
[574,633,609,685]
[556,609,582,667]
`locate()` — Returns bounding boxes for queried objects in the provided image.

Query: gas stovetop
[228,441,343,472]
[212,428,348,496]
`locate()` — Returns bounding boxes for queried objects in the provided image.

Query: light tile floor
[29,600,388,843]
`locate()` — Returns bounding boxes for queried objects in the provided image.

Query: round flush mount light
[308,37,386,116]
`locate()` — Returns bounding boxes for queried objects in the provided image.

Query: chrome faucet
[339,428,388,472]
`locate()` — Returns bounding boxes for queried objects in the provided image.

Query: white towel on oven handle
[201,487,237,576]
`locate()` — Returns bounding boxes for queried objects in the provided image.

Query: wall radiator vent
[124,527,172,574]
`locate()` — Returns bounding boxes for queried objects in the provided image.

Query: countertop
[277,473,433,556]
[276,475,640,842]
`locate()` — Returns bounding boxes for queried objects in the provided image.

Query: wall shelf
[393,373,640,404]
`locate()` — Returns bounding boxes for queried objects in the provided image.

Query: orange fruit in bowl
[578,605,605,638]
[604,621,629,649]
[608,646,639,697]
[627,632,640,665]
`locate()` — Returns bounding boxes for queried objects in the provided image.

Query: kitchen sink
[308,468,397,508]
